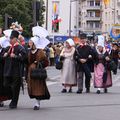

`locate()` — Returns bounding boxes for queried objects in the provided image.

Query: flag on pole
[103,0,110,8]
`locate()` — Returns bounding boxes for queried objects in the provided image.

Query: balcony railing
[84,27,101,32]
[85,16,101,21]
[86,5,101,10]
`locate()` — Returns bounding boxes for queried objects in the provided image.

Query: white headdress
[32,25,49,38]
[31,25,50,49]
[30,36,50,49]
[3,29,13,39]
[66,38,75,46]
[97,35,105,47]
[0,36,10,48]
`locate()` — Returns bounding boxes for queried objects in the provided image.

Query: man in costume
[75,33,93,93]
[3,30,27,109]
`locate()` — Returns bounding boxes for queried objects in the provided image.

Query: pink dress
[94,63,112,88]
[94,51,112,88]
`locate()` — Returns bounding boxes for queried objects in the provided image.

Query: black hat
[79,33,87,39]
[112,42,119,47]
[10,30,19,39]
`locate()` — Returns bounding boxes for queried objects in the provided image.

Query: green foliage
[0,15,4,27]
[0,0,45,37]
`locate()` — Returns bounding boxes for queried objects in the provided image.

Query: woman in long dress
[27,36,50,110]
[0,37,12,107]
[94,45,112,94]
[60,38,77,93]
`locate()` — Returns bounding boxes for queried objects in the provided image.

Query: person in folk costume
[10,22,25,46]
[10,22,27,93]
[3,30,27,109]
[110,43,119,74]
[60,38,77,93]
[74,33,92,94]
[93,35,112,94]
[0,36,12,107]
[27,36,50,110]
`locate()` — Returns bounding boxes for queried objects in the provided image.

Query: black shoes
[104,88,108,93]
[86,88,90,93]
[9,101,17,109]
[61,89,67,93]
[61,88,72,93]
[96,89,108,94]
[96,90,101,94]
[33,106,40,110]
[76,89,90,94]
[0,102,4,107]
[76,89,82,94]
[68,88,72,93]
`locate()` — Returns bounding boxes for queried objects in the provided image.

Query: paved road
[1,67,120,120]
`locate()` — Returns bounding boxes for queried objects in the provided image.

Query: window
[95,11,100,17]
[89,22,94,28]
[95,0,100,6]
[90,1,94,6]
[88,11,95,17]
[112,11,114,20]
[105,12,107,20]
[105,24,107,31]
[95,22,100,28]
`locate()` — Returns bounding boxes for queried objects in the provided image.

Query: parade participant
[0,43,4,107]
[0,35,12,107]
[27,36,50,110]
[3,30,27,109]
[94,35,112,94]
[60,38,76,93]
[75,33,92,94]
[10,22,25,46]
[110,43,119,74]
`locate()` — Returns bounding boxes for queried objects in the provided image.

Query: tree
[0,0,45,37]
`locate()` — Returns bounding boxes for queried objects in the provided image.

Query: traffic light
[7,17,13,28]
[36,1,40,21]
[5,13,13,29]
[32,1,41,25]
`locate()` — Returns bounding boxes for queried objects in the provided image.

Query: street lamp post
[69,0,79,36]
[33,0,37,26]
[46,0,48,30]
[113,1,116,24]
[69,1,72,36]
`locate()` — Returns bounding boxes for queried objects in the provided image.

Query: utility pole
[33,0,37,26]
[33,0,40,26]
[5,13,9,30]
[46,0,48,30]
[5,13,13,30]
[114,0,116,24]
[69,1,72,36]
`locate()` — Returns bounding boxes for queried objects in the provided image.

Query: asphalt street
[0,66,120,120]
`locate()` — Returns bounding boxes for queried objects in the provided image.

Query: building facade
[43,0,79,36]
[43,0,120,36]
[79,0,102,34]
[102,0,120,33]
